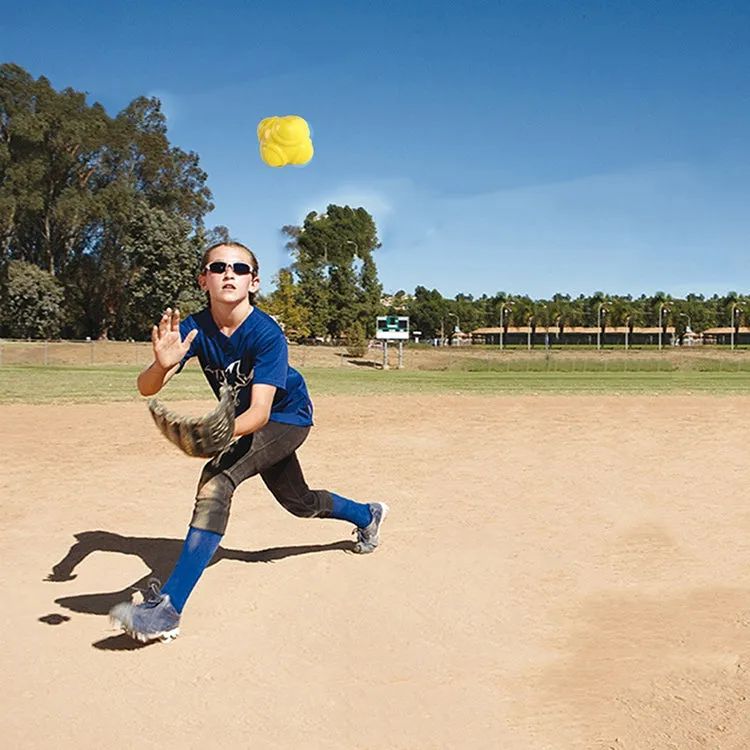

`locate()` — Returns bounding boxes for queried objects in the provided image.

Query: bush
[344,321,367,358]
[0,260,66,338]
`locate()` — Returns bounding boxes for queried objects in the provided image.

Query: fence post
[44,340,49,366]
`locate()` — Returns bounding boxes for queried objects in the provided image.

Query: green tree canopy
[282,204,383,339]
[0,63,219,339]
[1,259,65,338]
[260,266,312,339]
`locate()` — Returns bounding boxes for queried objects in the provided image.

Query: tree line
[1,63,747,344]
[377,289,749,344]
[0,63,226,340]
[262,224,749,344]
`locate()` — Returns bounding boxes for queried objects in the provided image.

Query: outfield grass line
[1,364,750,404]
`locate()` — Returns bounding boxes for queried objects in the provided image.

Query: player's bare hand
[151,308,198,370]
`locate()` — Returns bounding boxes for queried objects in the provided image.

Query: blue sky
[3,0,749,300]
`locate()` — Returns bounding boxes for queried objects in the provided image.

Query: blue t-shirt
[176,307,314,427]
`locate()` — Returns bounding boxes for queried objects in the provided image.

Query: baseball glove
[148,384,236,458]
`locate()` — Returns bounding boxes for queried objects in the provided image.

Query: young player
[109,241,389,643]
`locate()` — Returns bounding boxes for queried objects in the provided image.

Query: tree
[548,293,572,332]
[451,293,479,338]
[407,286,447,340]
[0,64,216,338]
[0,64,110,277]
[0,259,65,338]
[507,295,534,327]
[358,253,382,334]
[122,202,203,338]
[195,224,231,251]
[344,320,367,358]
[262,267,311,339]
[606,295,633,328]
[282,205,383,340]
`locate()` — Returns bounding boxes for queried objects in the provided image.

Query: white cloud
[294,179,413,243]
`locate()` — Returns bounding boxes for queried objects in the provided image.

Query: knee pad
[190,472,235,535]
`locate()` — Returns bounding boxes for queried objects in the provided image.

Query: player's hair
[200,241,260,305]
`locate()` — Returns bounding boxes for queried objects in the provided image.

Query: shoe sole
[354,502,390,554]
[110,616,180,644]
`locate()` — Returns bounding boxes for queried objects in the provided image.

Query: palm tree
[509,295,534,327]
[549,293,572,333]
[606,295,632,328]
[569,295,587,327]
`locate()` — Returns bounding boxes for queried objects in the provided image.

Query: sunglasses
[204,261,255,276]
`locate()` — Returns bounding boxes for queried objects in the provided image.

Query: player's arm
[137,308,198,397]
[232,383,277,437]
[137,360,181,396]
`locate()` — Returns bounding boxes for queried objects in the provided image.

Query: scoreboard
[376,316,409,340]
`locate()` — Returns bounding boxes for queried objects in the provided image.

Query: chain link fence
[3,338,750,372]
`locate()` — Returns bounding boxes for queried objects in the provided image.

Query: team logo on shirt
[204,358,254,405]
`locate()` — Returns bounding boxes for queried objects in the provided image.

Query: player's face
[199,246,260,304]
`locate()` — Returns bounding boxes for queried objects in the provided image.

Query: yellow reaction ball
[258,115,314,167]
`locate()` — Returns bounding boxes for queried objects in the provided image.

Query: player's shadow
[43,530,355,649]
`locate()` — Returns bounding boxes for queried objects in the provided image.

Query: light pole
[658,304,669,350]
[499,305,511,350]
[447,312,459,346]
[731,304,742,350]
[597,303,608,351]
[624,315,631,350]
[527,315,533,351]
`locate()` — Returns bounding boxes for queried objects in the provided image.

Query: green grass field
[2,364,750,404]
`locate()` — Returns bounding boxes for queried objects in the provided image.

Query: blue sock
[161,526,222,613]
[329,493,372,528]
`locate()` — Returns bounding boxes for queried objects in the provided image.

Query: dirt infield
[3,393,750,749]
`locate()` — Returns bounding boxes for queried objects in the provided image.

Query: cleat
[353,502,389,554]
[108,579,181,644]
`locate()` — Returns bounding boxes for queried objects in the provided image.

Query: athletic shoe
[353,502,389,554]
[108,579,181,643]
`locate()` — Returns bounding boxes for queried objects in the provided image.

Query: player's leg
[108,440,251,642]
[109,423,387,641]
[155,435,286,614]
[109,425,312,641]
[260,452,389,554]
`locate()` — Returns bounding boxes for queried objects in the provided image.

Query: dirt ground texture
[3,393,750,749]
